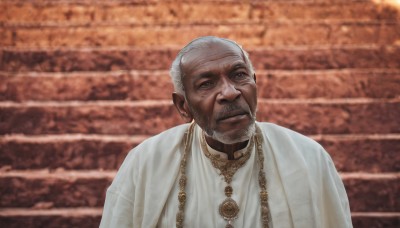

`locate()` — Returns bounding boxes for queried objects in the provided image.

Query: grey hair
[169,36,255,95]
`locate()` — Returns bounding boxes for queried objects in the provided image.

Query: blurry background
[0,0,399,227]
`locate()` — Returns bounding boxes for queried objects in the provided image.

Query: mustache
[215,103,251,121]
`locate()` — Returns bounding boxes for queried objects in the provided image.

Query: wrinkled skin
[173,39,258,155]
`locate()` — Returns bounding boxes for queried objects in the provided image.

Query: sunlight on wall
[381,0,400,8]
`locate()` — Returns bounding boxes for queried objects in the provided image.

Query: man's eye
[199,81,214,89]
[233,72,247,80]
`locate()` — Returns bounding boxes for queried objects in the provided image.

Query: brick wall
[1,0,399,227]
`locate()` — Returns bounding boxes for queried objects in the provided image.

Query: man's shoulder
[258,122,318,142]
[258,122,334,171]
[140,123,190,147]
[128,123,189,158]
[106,124,189,198]
[116,124,188,176]
[257,122,324,153]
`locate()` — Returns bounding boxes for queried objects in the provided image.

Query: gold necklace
[200,131,253,228]
[176,123,270,228]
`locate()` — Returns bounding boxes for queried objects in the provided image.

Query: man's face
[180,40,257,144]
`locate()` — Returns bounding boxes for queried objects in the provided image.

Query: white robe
[100,122,352,228]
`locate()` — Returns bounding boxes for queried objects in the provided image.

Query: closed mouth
[217,111,248,121]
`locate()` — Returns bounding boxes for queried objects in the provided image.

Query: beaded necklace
[176,123,270,228]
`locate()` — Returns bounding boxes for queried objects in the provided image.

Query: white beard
[205,120,256,144]
[187,98,257,145]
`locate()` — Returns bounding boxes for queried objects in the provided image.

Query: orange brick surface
[0,0,399,227]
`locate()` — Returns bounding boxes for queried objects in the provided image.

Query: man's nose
[217,80,241,103]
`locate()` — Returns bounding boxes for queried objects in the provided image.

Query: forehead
[180,41,246,76]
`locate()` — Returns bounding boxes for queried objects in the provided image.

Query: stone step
[0,99,398,135]
[351,212,400,228]
[0,100,179,135]
[0,208,102,228]
[0,170,114,208]
[317,134,400,173]
[0,134,143,171]
[342,173,399,212]
[0,134,398,172]
[1,209,399,228]
[1,22,399,48]
[0,209,398,228]
[2,0,398,25]
[0,170,398,212]
[257,99,400,135]
[0,71,175,102]
[2,45,400,72]
[1,69,399,101]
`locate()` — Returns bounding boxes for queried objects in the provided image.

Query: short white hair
[169,36,255,95]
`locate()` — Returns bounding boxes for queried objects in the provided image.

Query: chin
[208,122,256,145]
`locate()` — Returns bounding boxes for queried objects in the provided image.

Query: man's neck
[204,135,249,160]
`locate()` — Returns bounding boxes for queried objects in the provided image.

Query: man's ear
[172,92,193,123]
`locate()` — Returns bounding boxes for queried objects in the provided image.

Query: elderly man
[100,36,352,228]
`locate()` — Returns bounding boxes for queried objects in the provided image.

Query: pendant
[219,197,239,221]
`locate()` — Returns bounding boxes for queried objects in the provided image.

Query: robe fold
[100,122,352,228]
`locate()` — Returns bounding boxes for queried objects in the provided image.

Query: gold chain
[176,122,195,228]
[200,132,254,227]
[176,123,270,228]
[200,131,254,184]
[255,129,270,227]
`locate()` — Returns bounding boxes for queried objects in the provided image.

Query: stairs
[1,0,399,227]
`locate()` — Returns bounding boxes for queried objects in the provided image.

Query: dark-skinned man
[100,36,352,228]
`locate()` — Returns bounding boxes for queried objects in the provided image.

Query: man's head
[171,36,257,144]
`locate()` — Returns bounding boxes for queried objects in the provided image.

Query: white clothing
[100,122,352,228]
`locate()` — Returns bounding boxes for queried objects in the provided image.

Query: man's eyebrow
[231,62,248,70]
[194,71,214,80]
[192,62,248,79]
